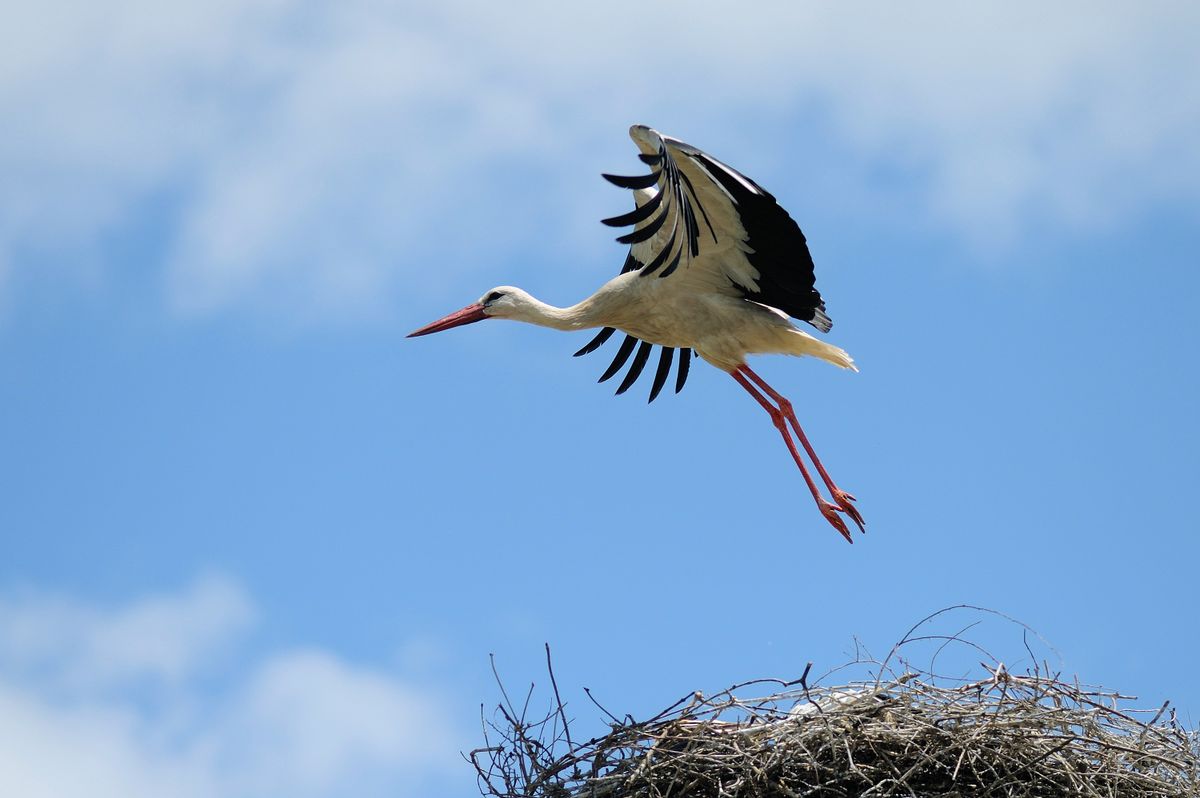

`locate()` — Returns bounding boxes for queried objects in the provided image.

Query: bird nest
[470,610,1199,797]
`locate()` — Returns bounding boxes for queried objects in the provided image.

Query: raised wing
[576,126,830,400]
[618,126,831,329]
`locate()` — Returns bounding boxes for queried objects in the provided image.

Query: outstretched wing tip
[573,326,616,357]
[602,171,660,190]
[574,332,692,401]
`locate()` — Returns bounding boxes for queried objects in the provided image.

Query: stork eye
[483,291,505,305]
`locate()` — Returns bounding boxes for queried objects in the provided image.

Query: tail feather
[789,330,857,371]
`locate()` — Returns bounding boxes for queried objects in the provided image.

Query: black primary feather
[598,335,638,383]
[657,244,684,279]
[615,206,669,245]
[574,326,616,357]
[648,347,674,403]
[600,188,664,227]
[692,151,829,332]
[616,341,653,395]
[675,348,691,393]
[601,171,660,190]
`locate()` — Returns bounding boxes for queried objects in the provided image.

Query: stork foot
[831,489,865,535]
[817,499,854,544]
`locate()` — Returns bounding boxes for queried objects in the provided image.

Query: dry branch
[470,612,1199,797]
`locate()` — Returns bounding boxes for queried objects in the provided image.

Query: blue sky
[3,2,1200,795]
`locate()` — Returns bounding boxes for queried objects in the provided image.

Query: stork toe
[817,499,854,544]
[831,489,865,534]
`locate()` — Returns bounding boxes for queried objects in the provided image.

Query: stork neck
[514,294,604,331]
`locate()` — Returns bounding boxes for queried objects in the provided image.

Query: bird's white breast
[589,272,802,371]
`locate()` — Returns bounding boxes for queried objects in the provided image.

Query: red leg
[731,369,854,543]
[738,365,865,536]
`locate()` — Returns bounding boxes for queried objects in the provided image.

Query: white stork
[409,125,864,542]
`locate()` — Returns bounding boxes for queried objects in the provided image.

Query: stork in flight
[409,125,864,542]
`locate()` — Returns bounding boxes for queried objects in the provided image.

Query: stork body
[410,125,864,541]
[477,278,853,372]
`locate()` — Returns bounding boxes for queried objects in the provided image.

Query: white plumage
[409,125,864,542]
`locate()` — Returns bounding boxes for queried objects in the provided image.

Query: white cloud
[0,574,254,688]
[220,651,451,795]
[2,1,1197,316]
[0,685,215,798]
[0,577,460,798]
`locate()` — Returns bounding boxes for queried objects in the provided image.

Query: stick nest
[471,612,1200,797]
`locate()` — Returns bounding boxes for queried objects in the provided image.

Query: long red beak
[407,303,489,338]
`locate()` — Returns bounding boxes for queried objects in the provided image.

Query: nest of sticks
[471,609,1199,797]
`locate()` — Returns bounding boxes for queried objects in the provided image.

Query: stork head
[407,286,530,337]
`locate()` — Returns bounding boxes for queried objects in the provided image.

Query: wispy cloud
[0,574,254,689]
[2,1,1197,317]
[220,650,453,795]
[0,576,459,798]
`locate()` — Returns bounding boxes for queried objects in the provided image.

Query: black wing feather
[693,152,829,331]
[573,326,616,357]
[602,171,660,190]
[615,205,669,245]
[657,244,684,279]
[615,341,653,395]
[600,188,665,227]
[639,224,678,277]
[675,348,691,393]
[648,347,674,403]
[675,168,719,247]
[597,334,638,383]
